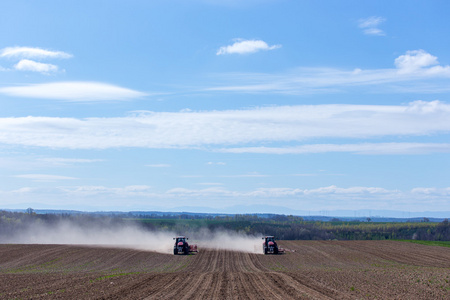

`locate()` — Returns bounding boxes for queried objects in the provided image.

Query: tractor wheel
[174,248,178,255]
[264,247,268,255]
[274,247,279,254]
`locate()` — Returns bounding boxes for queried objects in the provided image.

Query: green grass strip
[394,240,450,248]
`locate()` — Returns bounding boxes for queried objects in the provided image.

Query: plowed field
[1,241,449,299]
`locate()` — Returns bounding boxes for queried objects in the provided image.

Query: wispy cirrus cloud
[14,59,59,73]
[207,50,450,94]
[358,16,386,36]
[13,174,77,182]
[0,156,103,171]
[0,155,104,172]
[217,39,281,55]
[0,46,72,59]
[37,158,104,166]
[0,81,147,101]
[63,185,152,197]
[0,46,72,74]
[219,143,450,155]
[0,101,449,150]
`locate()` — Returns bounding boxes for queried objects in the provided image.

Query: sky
[0,0,449,215]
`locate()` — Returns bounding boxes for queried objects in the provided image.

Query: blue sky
[1,0,449,215]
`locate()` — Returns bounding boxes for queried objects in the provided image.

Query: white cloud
[13,174,77,181]
[411,187,450,196]
[358,16,386,36]
[217,39,281,55]
[206,50,450,94]
[0,101,449,149]
[60,185,153,198]
[0,46,72,59]
[0,81,147,101]
[394,50,440,74]
[167,186,231,195]
[0,47,71,74]
[14,59,59,73]
[219,143,450,155]
[247,186,393,197]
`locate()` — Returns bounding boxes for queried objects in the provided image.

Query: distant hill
[1,207,448,222]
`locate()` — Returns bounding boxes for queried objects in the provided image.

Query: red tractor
[173,236,198,255]
[262,236,281,254]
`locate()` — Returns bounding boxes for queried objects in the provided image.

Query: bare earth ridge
[1,241,449,299]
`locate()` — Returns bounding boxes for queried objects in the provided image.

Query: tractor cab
[175,237,187,244]
[173,236,198,255]
[262,236,279,254]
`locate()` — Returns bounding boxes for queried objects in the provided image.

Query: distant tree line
[136,214,450,241]
[1,210,449,241]
[222,218,449,241]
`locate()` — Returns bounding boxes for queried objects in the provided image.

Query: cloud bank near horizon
[0,101,448,150]
[1,184,449,212]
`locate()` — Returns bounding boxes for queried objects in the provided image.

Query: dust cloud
[190,229,262,254]
[2,221,263,254]
[3,221,177,254]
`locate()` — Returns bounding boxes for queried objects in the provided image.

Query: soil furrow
[1,242,449,299]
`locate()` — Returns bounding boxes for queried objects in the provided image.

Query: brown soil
[0,241,449,299]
